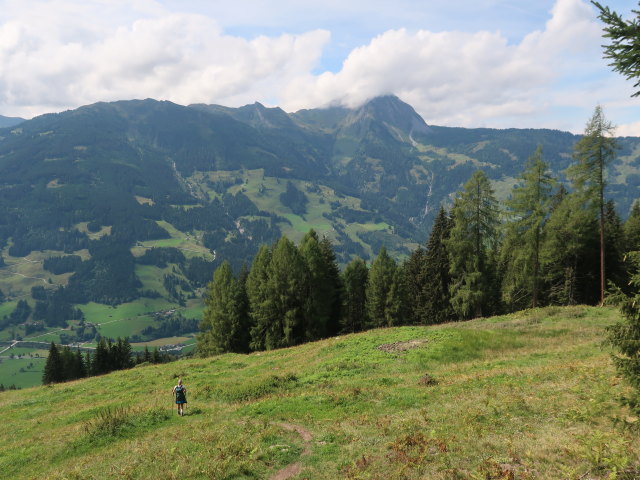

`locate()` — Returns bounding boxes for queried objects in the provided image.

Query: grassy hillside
[1,306,638,479]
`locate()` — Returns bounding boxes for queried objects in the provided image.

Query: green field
[0,356,45,389]
[2,305,638,479]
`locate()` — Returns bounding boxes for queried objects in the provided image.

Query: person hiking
[172,378,187,416]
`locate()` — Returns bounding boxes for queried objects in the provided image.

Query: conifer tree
[542,192,598,305]
[501,146,555,310]
[73,348,86,379]
[92,337,110,375]
[299,231,342,339]
[422,206,454,324]
[624,200,640,252]
[152,347,161,363]
[143,345,151,363]
[318,236,343,336]
[43,342,63,384]
[247,245,273,351]
[199,261,250,354]
[568,105,617,304]
[447,170,500,319]
[341,257,369,333]
[403,247,428,325]
[366,246,398,327]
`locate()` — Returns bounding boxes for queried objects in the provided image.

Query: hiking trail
[270,423,313,480]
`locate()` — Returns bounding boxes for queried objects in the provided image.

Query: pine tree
[422,206,454,324]
[73,348,87,379]
[341,257,369,333]
[604,199,627,291]
[199,261,250,355]
[501,146,555,310]
[366,246,398,328]
[447,170,500,319]
[568,105,617,304]
[403,247,427,325]
[42,342,63,384]
[152,347,161,364]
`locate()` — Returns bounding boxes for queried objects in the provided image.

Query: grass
[0,356,45,388]
[1,305,639,479]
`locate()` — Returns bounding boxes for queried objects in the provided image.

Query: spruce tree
[341,257,369,333]
[501,146,555,310]
[422,206,454,324]
[318,236,343,336]
[403,247,427,325]
[73,348,86,379]
[366,246,398,328]
[199,261,250,355]
[43,342,63,384]
[447,170,500,319]
[299,231,342,340]
[624,200,640,252]
[143,345,151,363]
[568,105,617,304]
[247,244,274,351]
[92,338,110,375]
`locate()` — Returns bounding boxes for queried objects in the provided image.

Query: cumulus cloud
[0,0,636,132]
[280,0,605,128]
[0,1,330,117]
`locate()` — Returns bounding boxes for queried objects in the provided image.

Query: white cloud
[280,0,607,129]
[0,1,330,117]
[0,0,636,133]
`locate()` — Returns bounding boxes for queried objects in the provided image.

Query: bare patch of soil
[377,339,428,353]
[269,423,313,480]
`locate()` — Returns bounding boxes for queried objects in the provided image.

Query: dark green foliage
[420,206,454,324]
[300,230,343,340]
[139,314,199,341]
[341,257,369,333]
[43,255,83,275]
[1,299,32,329]
[542,191,599,305]
[604,199,627,291]
[136,248,185,268]
[624,201,640,252]
[279,181,308,215]
[199,261,250,354]
[592,2,640,96]
[447,171,500,319]
[607,252,640,416]
[501,146,555,310]
[366,246,401,328]
[42,342,64,384]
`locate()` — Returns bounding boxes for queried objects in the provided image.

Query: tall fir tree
[250,237,309,350]
[422,206,454,324]
[341,257,369,333]
[403,247,428,325]
[568,105,617,304]
[318,236,343,336]
[446,170,500,319]
[299,230,339,340]
[604,199,627,291]
[366,246,399,328]
[43,342,63,384]
[199,261,250,355]
[247,244,273,351]
[501,146,555,310]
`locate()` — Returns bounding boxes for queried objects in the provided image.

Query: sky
[0,0,638,134]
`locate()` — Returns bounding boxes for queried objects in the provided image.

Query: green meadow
[1,305,638,479]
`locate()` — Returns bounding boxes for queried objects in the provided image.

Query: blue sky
[0,0,638,134]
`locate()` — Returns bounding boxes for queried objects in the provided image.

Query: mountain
[0,306,632,479]
[0,114,24,128]
[0,96,639,368]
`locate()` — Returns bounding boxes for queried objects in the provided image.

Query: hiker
[172,378,187,416]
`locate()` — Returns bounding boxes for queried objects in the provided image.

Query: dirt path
[270,423,313,480]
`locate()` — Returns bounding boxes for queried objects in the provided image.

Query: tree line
[198,106,640,356]
[42,338,174,384]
